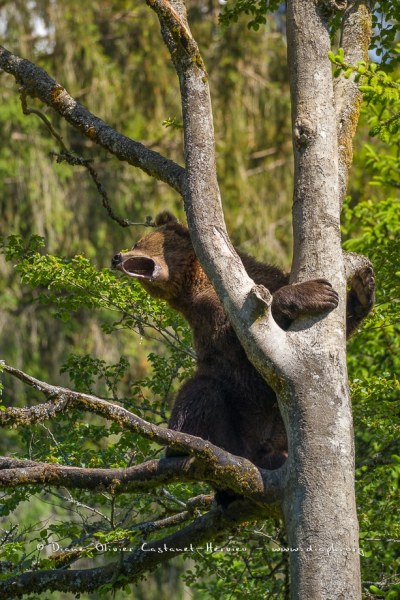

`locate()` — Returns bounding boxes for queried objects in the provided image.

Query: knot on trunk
[244,284,273,322]
[294,119,316,148]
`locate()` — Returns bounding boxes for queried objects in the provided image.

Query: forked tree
[0,0,374,598]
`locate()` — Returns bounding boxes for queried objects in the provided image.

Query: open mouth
[121,256,157,279]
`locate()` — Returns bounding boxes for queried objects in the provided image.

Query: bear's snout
[111,253,122,268]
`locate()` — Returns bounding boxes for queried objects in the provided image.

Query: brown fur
[112,212,375,476]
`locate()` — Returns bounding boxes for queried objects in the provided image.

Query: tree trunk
[283,1,361,597]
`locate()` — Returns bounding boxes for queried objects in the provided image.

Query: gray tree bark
[285,1,360,595]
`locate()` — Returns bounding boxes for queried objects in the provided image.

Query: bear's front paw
[350,266,375,309]
[273,279,338,318]
[271,279,339,329]
[303,278,339,313]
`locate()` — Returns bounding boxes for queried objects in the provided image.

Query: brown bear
[112,211,375,474]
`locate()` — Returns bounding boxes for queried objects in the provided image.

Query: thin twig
[20,86,154,229]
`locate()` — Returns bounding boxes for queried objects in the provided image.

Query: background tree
[0,0,399,599]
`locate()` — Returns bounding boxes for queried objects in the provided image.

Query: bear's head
[112,211,197,301]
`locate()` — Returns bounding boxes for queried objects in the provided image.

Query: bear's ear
[154,211,179,227]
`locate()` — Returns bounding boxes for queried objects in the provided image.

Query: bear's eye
[131,243,139,250]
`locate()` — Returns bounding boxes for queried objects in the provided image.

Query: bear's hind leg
[166,374,243,458]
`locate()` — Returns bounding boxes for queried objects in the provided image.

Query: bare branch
[0,364,223,456]
[0,455,270,500]
[335,1,373,204]
[0,456,210,494]
[0,500,263,599]
[0,45,185,195]
[145,0,198,56]
[0,364,284,501]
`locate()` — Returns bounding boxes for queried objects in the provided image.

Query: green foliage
[343,197,399,371]
[329,50,400,145]
[162,117,183,130]
[183,526,288,599]
[338,51,400,595]
[1,233,193,359]
[60,354,129,395]
[370,2,400,65]
[219,0,281,31]
[0,234,46,260]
